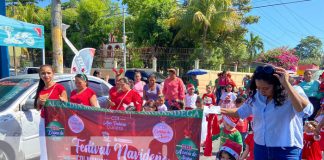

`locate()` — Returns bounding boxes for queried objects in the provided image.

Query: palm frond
[193,11,210,26]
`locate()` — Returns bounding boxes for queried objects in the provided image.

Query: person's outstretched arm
[221,108,240,118]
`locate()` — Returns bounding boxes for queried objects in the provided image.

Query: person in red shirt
[108,77,143,111]
[314,103,324,151]
[240,131,254,160]
[202,84,218,156]
[70,74,98,107]
[302,121,322,160]
[34,64,68,160]
[202,85,216,106]
[35,64,68,115]
[226,72,236,89]
[234,97,248,149]
[162,68,185,110]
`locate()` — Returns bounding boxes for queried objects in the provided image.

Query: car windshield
[0,78,37,111]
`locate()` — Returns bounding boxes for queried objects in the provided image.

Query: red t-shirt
[236,118,248,133]
[109,86,118,103]
[319,81,324,93]
[39,83,65,118]
[244,133,254,160]
[110,89,142,111]
[302,133,322,160]
[202,93,216,106]
[320,129,324,151]
[218,77,227,86]
[70,87,96,106]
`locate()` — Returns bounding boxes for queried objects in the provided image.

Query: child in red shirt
[202,85,216,106]
[302,121,322,160]
[315,103,324,151]
[202,85,219,156]
[240,131,254,160]
[234,97,248,149]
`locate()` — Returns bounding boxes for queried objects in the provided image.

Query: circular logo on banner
[152,122,173,143]
[45,121,64,141]
[68,114,84,134]
[175,138,199,160]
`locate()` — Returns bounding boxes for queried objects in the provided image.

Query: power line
[256,9,301,40]
[271,3,307,35]
[253,0,284,5]
[280,2,324,33]
[249,26,282,47]
[252,0,311,9]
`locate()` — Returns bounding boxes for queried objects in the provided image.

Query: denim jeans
[254,143,302,160]
[216,87,223,105]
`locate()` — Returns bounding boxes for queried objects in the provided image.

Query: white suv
[0,74,112,160]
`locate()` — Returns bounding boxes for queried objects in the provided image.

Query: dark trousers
[216,86,225,105]
[308,97,321,121]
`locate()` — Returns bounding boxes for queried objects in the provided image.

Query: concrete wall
[196,70,252,93]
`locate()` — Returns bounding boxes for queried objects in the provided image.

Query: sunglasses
[255,65,275,74]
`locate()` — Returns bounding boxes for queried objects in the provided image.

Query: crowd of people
[34,64,324,160]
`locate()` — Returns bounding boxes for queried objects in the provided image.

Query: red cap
[187,83,195,90]
[219,139,242,160]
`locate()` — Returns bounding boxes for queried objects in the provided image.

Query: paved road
[199,139,220,160]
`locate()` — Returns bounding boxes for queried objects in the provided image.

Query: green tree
[168,0,257,71]
[123,0,176,46]
[295,36,323,60]
[6,3,43,24]
[244,33,264,65]
[172,0,239,52]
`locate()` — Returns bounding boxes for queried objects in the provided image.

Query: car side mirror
[22,99,35,111]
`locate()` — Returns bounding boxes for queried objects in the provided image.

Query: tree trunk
[51,0,63,73]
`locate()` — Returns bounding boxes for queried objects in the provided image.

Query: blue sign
[0,15,44,49]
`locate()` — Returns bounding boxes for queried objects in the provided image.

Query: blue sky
[248,0,324,51]
[37,0,324,51]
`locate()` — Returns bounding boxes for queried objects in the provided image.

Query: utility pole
[122,6,127,72]
[51,0,63,73]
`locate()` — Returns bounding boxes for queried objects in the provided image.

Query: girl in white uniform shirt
[185,83,198,110]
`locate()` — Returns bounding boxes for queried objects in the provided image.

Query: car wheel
[0,142,15,160]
